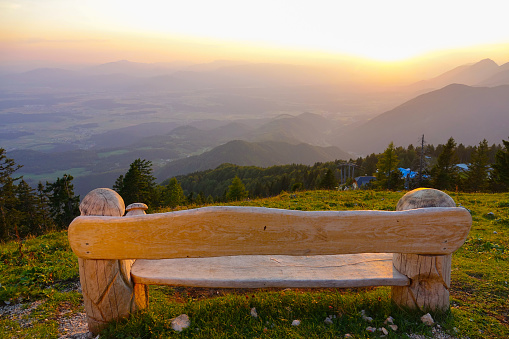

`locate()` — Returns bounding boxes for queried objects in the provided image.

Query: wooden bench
[68,188,471,334]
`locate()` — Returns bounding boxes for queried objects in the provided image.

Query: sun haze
[1,0,508,77]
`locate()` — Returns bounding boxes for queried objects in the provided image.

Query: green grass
[1,190,508,338]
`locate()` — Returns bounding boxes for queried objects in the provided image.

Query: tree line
[2,136,508,241]
[366,137,509,192]
[112,136,509,208]
[0,148,80,242]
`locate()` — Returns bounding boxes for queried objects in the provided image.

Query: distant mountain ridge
[155,140,351,180]
[409,59,509,91]
[335,84,509,154]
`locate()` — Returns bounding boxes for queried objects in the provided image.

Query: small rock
[291,319,301,326]
[384,316,394,324]
[324,316,333,325]
[389,324,398,331]
[421,313,434,326]
[250,307,258,318]
[380,327,389,335]
[366,326,377,332]
[360,309,373,322]
[494,231,498,234]
[171,314,190,332]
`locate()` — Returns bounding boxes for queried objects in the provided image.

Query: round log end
[396,188,456,211]
[126,203,149,216]
[80,188,125,217]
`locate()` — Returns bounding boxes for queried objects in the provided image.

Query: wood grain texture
[75,188,145,334]
[392,188,457,312]
[130,254,410,288]
[68,206,472,259]
[392,253,451,311]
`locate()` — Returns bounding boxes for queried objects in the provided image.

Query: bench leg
[79,258,145,334]
[392,188,456,312]
[134,283,149,310]
[392,254,451,312]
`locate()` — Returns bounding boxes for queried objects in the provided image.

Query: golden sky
[1,0,508,75]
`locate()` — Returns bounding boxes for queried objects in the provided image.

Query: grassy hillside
[1,190,508,338]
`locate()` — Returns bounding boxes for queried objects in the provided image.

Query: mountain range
[337,84,509,154]
[2,57,509,196]
[409,58,509,92]
[155,140,350,180]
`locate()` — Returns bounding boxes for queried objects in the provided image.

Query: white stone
[250,307,258,318]
[171,314,190,332]
[360,309,373,322]
[291,319,301,326]
[384,316,394,324]
[324,317,333,325]
[421,313,434,326]
[362,315,373,322]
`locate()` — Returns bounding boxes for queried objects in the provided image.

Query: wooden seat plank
[131,253,410,288]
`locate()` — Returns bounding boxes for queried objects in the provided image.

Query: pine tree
[320,168,337,190]
[15,180,46,237]
[491,138,509,191]
[464,139,490,192]
[375,142,401,190]
[45,174,80,229]
[431,137,459,190]
[163,177,186,208]
[114,159,157,207]
[37,182,53,232]
[226,176,248,201]
[0,148,22,240]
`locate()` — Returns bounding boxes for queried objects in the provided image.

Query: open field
[1,190,508,338]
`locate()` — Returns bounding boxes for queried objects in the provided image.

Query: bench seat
[130,253,410,289]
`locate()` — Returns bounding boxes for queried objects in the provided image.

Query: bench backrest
[68,206,471,260]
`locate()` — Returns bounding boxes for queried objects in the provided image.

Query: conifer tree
[0,148,22,240]
[376,142,401,190]
[464,139,489,192]
[15,180,46,237]
[114,159,157,207]
[45,174,80,229]
[226,176,248,201]
[163,177,186,208]
[491,138,509,191]
[320,168,337,190]
[431,137,459,190]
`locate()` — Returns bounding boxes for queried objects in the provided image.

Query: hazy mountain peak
[475,58,498,66]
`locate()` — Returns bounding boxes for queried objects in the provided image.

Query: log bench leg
[78,188,149,334]
[392,188,457,312]
[79,258,146,333]
[392,253,451,312]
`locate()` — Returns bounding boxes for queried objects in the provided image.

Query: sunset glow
[1,0,509,72]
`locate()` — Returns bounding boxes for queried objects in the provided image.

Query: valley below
[1,58,508,197]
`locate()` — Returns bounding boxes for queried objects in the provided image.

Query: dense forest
[1,136,508,241]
